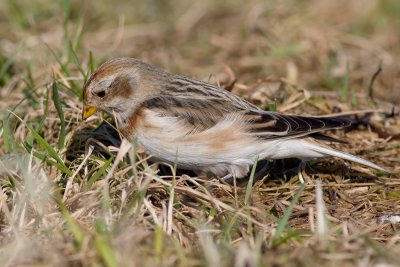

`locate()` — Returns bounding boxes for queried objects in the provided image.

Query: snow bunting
[82,57,387,179]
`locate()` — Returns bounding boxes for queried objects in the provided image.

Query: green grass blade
[274,182,306,240]
[23,142,70,171]
[54,191,85,248]
[71,17,85,54]
[25,122,72,176]
[62,208,84,247]
[95,235,118,267]
[36,88,50,134]
[268,102,277,112]
[52,82,66,149]
[43,42,71,78]
[28,131,70,174]
[68,42,86,80]
[43,42,79,96]
[0,53,15,86]
[244,156,259,205]
[85,158,113,190]
[154,225,164,262]
[88,50,95,75]
[62,0,73,28]
[272,229,308,248]
[54,192,84,247]
[244,156,259,237]
[2,118,14,153]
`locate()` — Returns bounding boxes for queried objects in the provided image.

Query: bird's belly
[132,109,271,177]
[135,125,263,177]
[136,130,254,165]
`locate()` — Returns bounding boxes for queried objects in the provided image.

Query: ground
[0,1,399,266]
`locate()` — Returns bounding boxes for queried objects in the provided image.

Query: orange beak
[82,105,97,120]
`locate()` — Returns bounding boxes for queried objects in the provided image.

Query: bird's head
[82,57,162,123]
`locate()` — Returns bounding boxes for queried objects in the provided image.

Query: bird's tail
[304,140,388,172]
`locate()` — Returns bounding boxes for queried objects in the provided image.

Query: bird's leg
[220,173,234,183]
[253,160,271,181]
[220,164,249,184]
[297,160,309,184]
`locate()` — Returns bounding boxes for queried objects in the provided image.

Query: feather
[245,110,351,140]
[300,139,388,172]
[259,138,387,172]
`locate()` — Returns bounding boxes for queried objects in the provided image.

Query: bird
[82,57,387,180]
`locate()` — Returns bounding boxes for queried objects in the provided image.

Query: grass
[0,0,400,266]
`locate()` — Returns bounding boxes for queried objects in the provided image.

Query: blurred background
[1,0,399,112]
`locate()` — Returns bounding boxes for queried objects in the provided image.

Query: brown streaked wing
[142,95,243,131]
[141,94,351,140]
[245,110,351,140]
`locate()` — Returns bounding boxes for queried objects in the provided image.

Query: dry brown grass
[0,0,399,266]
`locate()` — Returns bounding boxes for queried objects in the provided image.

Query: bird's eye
[96,90,106,98]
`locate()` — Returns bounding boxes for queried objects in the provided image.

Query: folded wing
[244,110,351,140]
